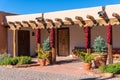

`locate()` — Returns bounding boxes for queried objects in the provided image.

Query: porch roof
[2,4,120,30]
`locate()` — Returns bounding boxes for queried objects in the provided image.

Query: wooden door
[18,30,30,56]
[57,28,69,56]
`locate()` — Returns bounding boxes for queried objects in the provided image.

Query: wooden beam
[75,16,86,25]
[15,21,23,29]
[8,22,16,29]
[22,21,30,27]
[98,7,109,23]
[13,30,17,57]
[86,15,98,25]
[46,19,55,27]
[29,20,38,26]
[29,20,38,29]
[112,13,120,22]
[55,18,64,27]
[65,17,74,25]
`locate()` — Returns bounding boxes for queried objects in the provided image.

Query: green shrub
[0,53,11,63]
[18,56,31,65]
[0,56,31,65]
[0,57,18,65]
[38,49,49,59]
[78,51,99,63]
[99,62,120,74]
[78,51,87,62]
[93,36,106,53]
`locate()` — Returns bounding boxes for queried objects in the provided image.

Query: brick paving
[0,56,120,80]
[22,56,91,76]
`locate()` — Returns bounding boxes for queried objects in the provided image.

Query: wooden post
[37,43,41,53]
[107,24,113,64]
[52,47,56,64]
[50,27,56,64]
[108,44,113,64]
[13,30,17,57]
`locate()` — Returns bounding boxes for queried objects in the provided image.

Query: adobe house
[1,4,120,63]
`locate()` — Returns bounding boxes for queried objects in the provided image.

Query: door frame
[57,27,70,56]
[18,30,30,56]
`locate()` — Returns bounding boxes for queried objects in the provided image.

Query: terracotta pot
[39,59,46,66]
[94,54,107,68]
[84,63,92,71]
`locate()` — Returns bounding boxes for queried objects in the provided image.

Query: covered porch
[2,4,120,64]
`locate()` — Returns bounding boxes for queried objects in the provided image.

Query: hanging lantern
[107,24,112,44]
[50,27,55,48]
[36,28,41,43]
[85,26,91,48]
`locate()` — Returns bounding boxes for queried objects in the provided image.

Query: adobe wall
[69,25,120,54]
[0,13,8,53]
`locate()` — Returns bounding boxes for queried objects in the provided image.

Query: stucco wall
[8,30,13,55]
[112,25,120,48]
[8,27,36,56]
[91,26,107,47]
[69,25,85,54]
[0,13,8,53]
[41,29,49,47]
[8,28,50,56]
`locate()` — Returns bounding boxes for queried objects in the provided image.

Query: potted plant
[38,49,49,66]
[83,54,92,70]
[42,37,52,64]
[78,51,92,70]
[93,36,107,68]
[78,51,99,70]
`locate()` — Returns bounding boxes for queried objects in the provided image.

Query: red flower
[85,26,90,48]
[50,27,55,48]
[107,24,112,44]
[36,28,41,43]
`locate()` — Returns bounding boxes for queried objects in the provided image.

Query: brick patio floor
[20,56,95,77]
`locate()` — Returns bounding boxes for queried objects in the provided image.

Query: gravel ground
[0,67,120,80]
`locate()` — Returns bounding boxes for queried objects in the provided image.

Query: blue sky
[0,0,120,14]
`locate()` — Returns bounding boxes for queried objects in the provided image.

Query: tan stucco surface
[0,13,8,53]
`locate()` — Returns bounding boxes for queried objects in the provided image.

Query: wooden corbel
[15,21,23,29]
[98,7,109,23]
[29,20,38,26]
[29,20,38,29]
[75,16,86,25]
[86,15,98,26]
[65,17,74,25]
[112,13,120,22]
[46,19,55,26]
[8,22,16,30]
[22,21,30,27]
[55,18,64,25]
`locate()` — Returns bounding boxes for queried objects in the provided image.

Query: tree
[42,37,50,51]
[93,36,106,53]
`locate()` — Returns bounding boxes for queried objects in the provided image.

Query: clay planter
[94,54,107,68]
[84,63,92,71]
[39,59,46,66]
